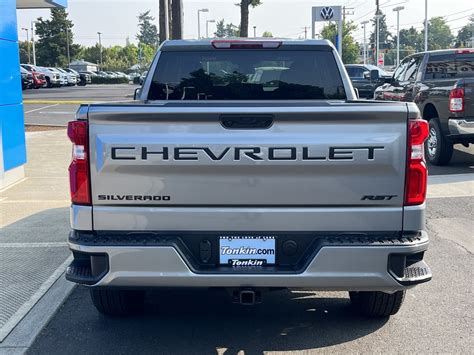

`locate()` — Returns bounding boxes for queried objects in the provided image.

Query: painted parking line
[24,104,59,114]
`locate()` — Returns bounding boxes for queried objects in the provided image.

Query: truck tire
[90,289,144,316]
[426,118,453,166]
[349,290,405,317]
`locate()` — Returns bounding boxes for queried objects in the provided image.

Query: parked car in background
[20,66,33,90]
[47,67,68,86]
[81,71,98,79]
[35,66,62,87]
[139,70,147,85]
[374,48,474,165]
[56,68,77,86]
[345,64,391,99]
[65,68,89,86]
[21,64,46,88]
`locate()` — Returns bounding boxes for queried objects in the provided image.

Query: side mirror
[133,87,142,100]
[370,69,380,82]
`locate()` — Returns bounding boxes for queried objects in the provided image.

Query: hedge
[91,76,130,84]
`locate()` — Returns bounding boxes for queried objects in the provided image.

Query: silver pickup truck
[66,39,432,317]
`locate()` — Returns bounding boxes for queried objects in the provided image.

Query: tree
[262,31,273,37]
[18,41,30,64]
[214,19,240,38]
[455,15,474,47]
[421,17,453,50]
[34,8,79,66]
[238,0,262,37]
[137,10,159,47]
[368,11,393,64]
[321,21,359,64]
[398,26,423,53]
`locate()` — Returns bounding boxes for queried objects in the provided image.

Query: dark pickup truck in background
[345,64,391,99]
[374,49,474,165]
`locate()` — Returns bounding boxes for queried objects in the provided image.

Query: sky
[16,0,474,47]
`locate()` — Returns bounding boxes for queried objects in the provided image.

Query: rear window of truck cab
[147,49,346,100]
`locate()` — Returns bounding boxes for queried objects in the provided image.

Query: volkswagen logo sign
[320,7,334,20]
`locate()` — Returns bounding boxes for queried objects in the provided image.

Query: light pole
[361,20,369,65]
[197,8,209,39]
[424,0,428,51]
[206,19,215,38]
[393,6,404,67]
[97,32,103,69]
[375,14,382,67]
[253,26,257,38]
[66,27,70,65]
[21,28,30,64]
[31,20,38,65]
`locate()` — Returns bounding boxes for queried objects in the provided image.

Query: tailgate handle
[220,114,273,129]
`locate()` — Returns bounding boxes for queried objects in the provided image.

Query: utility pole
[21,28,30,63]
[253,26,256,37]
[66,28,70,65]
[342,6,354,23]
[97,32,102,69]
[424,0,428,51]
[393,6,404,66]
[361,20,369,65]
[302,26,308,39]
[375,0,380,67]
[197,8,208,39]
[31,21,38,66]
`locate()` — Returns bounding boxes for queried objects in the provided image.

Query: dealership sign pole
[312,6,342,58]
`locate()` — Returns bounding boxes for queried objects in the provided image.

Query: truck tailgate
[87,101,409,231]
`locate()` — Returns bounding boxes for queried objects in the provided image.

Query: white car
[48,68,68,86]
[35,66,62,87]
[56,68,77,86]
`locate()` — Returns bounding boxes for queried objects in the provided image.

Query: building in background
[0,0,67,189]
[69,60,98,73]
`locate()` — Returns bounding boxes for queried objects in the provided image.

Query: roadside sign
[378,53,384,66]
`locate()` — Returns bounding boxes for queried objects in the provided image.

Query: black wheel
[425,118,453,166]
[45,77,53,88]
[349,290,405,317]
[90,288,145,316]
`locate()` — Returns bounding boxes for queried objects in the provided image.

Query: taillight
[449,87,464,113]
[211,40,282,49]
[405,119,429,206]
[67,121,91,205]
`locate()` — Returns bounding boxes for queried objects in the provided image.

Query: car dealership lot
[10,86,474,354]
[23,84,136,126]
[26,195,474,354]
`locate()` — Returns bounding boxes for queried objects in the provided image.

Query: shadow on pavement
[28,286,388,354]
[428,146,474,175]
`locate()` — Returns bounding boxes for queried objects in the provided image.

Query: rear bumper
[67,231,431,292]
[448,118,474,138]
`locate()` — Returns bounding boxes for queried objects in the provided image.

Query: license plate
[219,236,276,266]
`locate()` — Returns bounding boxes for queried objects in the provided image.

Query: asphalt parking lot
[23,84,136,126]
[25,196,474,354]
[11,84,474,354]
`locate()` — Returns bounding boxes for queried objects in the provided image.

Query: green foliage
[19,41,30,64]
[321,21,359,64]
[262,31,273,37]
[35,8,78,66]
[455,15,473,48]
[136,10,159,47]
[422,17,454,50]
[214,19,240,38]
[398,27,423,52]
[369,11,393,52]
[76,43,155,72]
